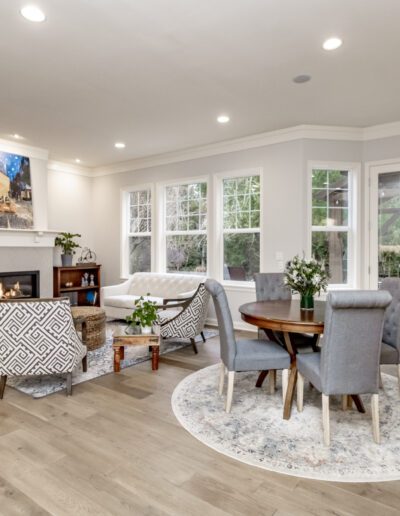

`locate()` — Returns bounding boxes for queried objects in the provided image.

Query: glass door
[377,171,400,284]
[369,162,400,288]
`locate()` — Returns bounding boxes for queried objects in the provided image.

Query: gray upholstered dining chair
[205,279,290,413]
[296,290,392,446]
[380,278,400,389]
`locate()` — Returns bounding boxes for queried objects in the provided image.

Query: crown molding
[0,138,49,160]
[48,160,93,177]
[363,121,400,141]
[93,124,367,177]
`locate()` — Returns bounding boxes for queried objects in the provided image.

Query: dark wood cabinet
[53,265,101,307]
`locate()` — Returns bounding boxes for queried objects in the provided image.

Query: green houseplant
[284,255,329,310]
[126,295,158,334]
[55,232,81,266]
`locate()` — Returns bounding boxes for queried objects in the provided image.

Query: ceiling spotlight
[75,158,81,163]
[217,115,230,124]
[20,5,46,22]
[293,74,311,84]
[115,142,126,149]
[323,37,343,51]
[13,133,23,139]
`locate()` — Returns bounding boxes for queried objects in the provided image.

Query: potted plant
[55,232,81,266]
[126,295,158,334]
[284,255,329,310]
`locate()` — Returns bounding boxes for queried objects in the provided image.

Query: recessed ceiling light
[75,158,81,164]
[293,74,311,84]
[13,133,23,139]
[323,37,342,51]
[217,115,230,124]
[115,142,126,149]
[20,5,46,23]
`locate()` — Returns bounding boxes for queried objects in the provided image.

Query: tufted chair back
[321,290,391,395]
[0,298,86,377]
[205,279,236,370]
[380,278,400,351]
[254,273,291,301]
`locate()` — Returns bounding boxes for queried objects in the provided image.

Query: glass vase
[300,294,314,310]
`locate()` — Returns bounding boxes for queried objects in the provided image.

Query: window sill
[222,280,256,292]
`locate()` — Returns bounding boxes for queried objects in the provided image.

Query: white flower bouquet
[284,255,329,309]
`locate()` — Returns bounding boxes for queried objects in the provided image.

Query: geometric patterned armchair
[157,283,210,354]
[0,298,87,398]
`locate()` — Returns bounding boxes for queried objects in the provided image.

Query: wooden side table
[112,334,160,373]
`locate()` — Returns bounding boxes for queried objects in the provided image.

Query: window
[127,188,152,273]
[222,174,260,281]
[311,168,351,285]
[165,182,207,274]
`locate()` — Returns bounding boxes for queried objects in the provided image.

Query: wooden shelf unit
[53,265,101,307]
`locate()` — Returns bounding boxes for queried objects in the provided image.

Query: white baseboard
[206,317,257,333]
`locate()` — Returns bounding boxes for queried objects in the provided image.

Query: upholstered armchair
[157,283,210,354]
[0,298,87,398]
[296,291,391,446]
[205,279,290,413]
[380,278,400,388]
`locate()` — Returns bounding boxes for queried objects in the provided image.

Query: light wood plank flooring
[0,330,399,516]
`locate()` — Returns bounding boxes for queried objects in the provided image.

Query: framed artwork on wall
[0,151,33,229]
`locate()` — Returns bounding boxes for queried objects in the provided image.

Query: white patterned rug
[172,364,400,482]
[8,324,217,398]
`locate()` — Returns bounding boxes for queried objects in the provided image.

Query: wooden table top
[239,299,326,334]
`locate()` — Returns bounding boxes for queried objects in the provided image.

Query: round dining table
[239,299,365,420]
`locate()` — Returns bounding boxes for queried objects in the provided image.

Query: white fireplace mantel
[0,229,60,248]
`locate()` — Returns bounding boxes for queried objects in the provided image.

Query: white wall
[47,169,94,264]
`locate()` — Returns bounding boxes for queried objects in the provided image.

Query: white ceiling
[1,0,400,167]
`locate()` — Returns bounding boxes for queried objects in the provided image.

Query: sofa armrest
[101,278,131,304]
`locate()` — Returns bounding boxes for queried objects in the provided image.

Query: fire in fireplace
[0,271,40,299]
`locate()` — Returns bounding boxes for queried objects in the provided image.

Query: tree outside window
[165,182,207,274]
[128,189,151,273]
[223,175,260,281]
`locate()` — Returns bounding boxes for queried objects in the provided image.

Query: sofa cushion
[103,295,163,309]
[127,272,203,299]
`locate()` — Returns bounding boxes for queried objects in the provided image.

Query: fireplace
[0,271,40,299]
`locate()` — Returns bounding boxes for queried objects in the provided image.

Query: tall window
[223,174,260,281]
[128,188,151,273]
[165,182,207,274]
[311,169,351,285]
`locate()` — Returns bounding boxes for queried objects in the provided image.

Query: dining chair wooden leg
[268,370,276,394]
[398,364,400,392]
[0,375,7,400]
[296,372,304,412]
[282,369,289,403]
[218,362,225,395]
[342,394,349,411]
[226,371,235,413]
[66,372,72,397]
[371,394,380,444]
[322,394,330,446]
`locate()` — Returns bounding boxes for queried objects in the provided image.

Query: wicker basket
[71,306,106,351]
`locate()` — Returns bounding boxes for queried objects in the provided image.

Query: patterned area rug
[172,364,400,482]
[8,324,217,398]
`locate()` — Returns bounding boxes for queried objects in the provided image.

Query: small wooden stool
[112,334,160,373]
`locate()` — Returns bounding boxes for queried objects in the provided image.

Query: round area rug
[172,364,400,482]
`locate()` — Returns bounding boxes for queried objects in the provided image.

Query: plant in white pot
[55,232,81,266]
[126,295,158,335]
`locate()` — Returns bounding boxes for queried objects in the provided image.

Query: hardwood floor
[0,330,400,515]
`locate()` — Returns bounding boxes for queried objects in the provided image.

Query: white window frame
[120,183,154,278]
[214,168,263,288]
[156,175,210,275]
[307,161,361,290]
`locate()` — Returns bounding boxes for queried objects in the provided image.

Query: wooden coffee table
[112,334,160,373]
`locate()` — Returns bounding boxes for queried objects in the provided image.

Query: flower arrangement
[284,255,329,309]
[126,294,159,334]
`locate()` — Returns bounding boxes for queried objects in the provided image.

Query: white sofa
[101,272,205,319]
